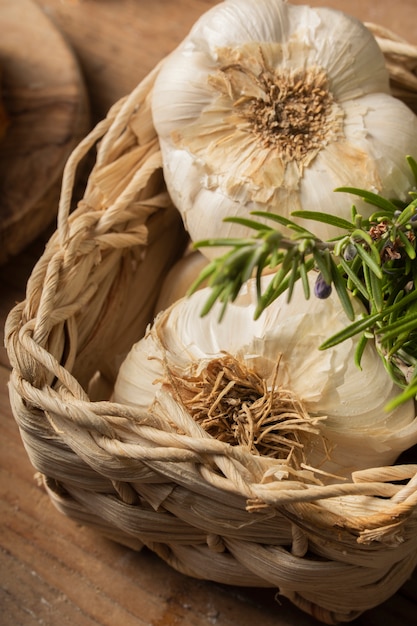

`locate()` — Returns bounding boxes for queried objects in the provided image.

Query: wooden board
[0,0,89,264]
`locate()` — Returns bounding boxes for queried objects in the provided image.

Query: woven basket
[5,24,417,626]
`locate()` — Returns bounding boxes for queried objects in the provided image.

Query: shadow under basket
[4,23,417,626]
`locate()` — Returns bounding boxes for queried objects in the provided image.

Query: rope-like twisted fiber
[5,26,417,626]
[367,23,417,106]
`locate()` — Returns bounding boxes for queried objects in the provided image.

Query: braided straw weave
[4,24,417,625]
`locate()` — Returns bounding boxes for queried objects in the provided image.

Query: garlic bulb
[154,249,208,313]
[114,274,417,481]
[152,0,417,258]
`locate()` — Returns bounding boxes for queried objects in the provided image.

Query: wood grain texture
[1,1,417,625]
[34,0,417,121]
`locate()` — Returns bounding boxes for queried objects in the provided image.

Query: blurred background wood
[0,0,89,264]
[1,1,417,625]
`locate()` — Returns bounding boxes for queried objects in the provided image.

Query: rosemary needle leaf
[397,229,416,259]
[384,382,417,411]
[330,260,355,321]
[251,210,317,236]
[385,287,417,316]
[319,312,382,349]
[223,216,274,232]
[350,228,374,249]
[369,267,384,312]
[386,337,410,359]
[354,333,368,370]
[299,261,311,300]
[322,289,417,350]
[312,247,332,285]
[375,316,417,341]
[406,155,417,185]
[354,243,383,278]
[200,283,225,317]
[369,209,400,221]
[387,290,406,325]
[254,260,315,318]
[291,210,354,231]
[338,256,369,300]
[242,246,269,284]
[195,237,254,248]
[270,247,300,292]
[287,256,301,301]
[335,186,399,214]
[395,199,417,227]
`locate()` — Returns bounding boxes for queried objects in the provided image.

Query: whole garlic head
[152,0,417,258]
[114,274,417,481]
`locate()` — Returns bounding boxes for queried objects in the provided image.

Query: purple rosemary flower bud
[314,273,332,299]
[343,242,357,262]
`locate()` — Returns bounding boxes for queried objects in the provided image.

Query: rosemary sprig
[189,156,417,409]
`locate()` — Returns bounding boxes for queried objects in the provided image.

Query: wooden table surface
[1,1,417,625]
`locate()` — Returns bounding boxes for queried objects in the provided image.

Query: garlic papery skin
[113,274,417,481]
[154,249,209,314]
[151,0,417,259]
